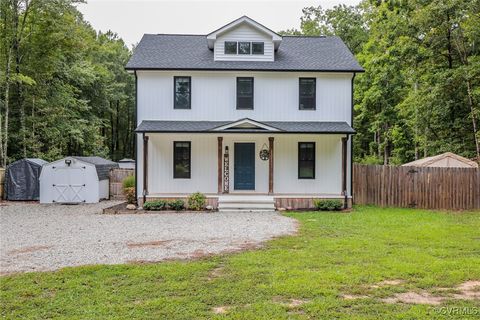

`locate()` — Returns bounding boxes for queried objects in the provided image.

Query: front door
[234,143,255,190]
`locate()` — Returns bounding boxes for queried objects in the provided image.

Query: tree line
[1,0,479,167]
[0,0,134,167]
[283,0,480,164]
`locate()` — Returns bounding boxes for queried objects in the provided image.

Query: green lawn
[1,206,480,319]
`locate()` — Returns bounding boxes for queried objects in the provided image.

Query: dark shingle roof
[72,156,119,180]
[126,35,363,72]
[135,120,354,134]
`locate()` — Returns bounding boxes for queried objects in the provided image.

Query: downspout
[134,70,138,204]
[350,73,356,204]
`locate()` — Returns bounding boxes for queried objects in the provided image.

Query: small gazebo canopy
[402,152,479,168]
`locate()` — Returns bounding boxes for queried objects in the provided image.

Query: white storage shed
[40,156,118,204]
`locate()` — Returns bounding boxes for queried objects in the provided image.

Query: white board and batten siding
[214,24,274,62]
[138,133,344,196]
[136,71,353,123]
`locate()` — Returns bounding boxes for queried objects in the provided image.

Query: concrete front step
[218,195,275,212]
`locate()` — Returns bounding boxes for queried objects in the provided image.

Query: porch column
[217,137,223,193]
[268,137,274,194]
[143,134,149,204]
[341,137,348,195]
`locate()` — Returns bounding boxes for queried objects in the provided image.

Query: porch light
[225,146,229,155]
[65,159,72,166]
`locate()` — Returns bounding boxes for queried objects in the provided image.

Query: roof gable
[213,118,281,131]
[207,16,282,50]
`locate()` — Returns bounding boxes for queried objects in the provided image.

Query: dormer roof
[206,16,283,50]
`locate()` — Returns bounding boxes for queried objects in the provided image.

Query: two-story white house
[126,16,363,210]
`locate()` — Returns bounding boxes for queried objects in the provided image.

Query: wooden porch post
[341,137,348,195]
[217,137,223,193]
[269,137,274,194]
[143,134,149,204]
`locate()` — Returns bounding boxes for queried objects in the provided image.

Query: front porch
[135,119,354,209]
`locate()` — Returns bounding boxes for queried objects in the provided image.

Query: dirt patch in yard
[126,240,173,248]
[273,297,310,308]
[343,280,480,305]
[370,279,404,288]
[8,245,52,255]
[212,306,231,314]
[341,294,368,300]
[382,291,444,305]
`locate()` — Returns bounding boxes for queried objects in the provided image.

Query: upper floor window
[299,78,316,110]
[224,41,237,54]
[298,142,315,179]
[252,42,264,54]
[224,41,264,55]
[237,77,254,109]
[238,42,251,54]
[174,76,191,109]
[173,141,191,178]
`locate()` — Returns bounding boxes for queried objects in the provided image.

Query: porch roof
[135,119,355,134]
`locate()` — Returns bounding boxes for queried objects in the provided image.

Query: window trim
[236,77,254,110]
[298,142,316,179]
[252,42,264,55]
[173,76,191,109]
[224,41,238,54]
[299,78,316,110]
[173,141,191,179]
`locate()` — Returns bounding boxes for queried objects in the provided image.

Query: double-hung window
[173,141,191,178]
[174,76,191,109]
[299,78,316,110]
[237,77,254,110]
[298,142,315,179]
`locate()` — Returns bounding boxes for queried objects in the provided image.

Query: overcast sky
[78,0,361,46]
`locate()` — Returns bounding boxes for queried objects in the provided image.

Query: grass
[1,206,480,319]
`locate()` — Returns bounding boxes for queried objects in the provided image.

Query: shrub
[313,199,343,211]
[143,200,168,211]
[124,187,136,204]
[168,199,185,211]
[187,192,206,211]
[122,175,135,189]
[122,176,136,204]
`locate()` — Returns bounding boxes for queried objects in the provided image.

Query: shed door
[52,167,87,203]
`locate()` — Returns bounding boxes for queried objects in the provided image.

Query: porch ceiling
[135,119,355,134]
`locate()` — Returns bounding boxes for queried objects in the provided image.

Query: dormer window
[224,41,237,54]
[252,42,264,55]
[224,41,264,55]
[238,42,251,54]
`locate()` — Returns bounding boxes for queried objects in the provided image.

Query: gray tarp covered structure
[5,158,47,200]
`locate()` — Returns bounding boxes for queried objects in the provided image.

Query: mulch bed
[102,202,216,214]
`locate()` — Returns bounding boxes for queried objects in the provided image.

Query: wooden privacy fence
[353,164,480,210]
[109,168,134,199]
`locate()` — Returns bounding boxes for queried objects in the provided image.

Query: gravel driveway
[0,201,297,274]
